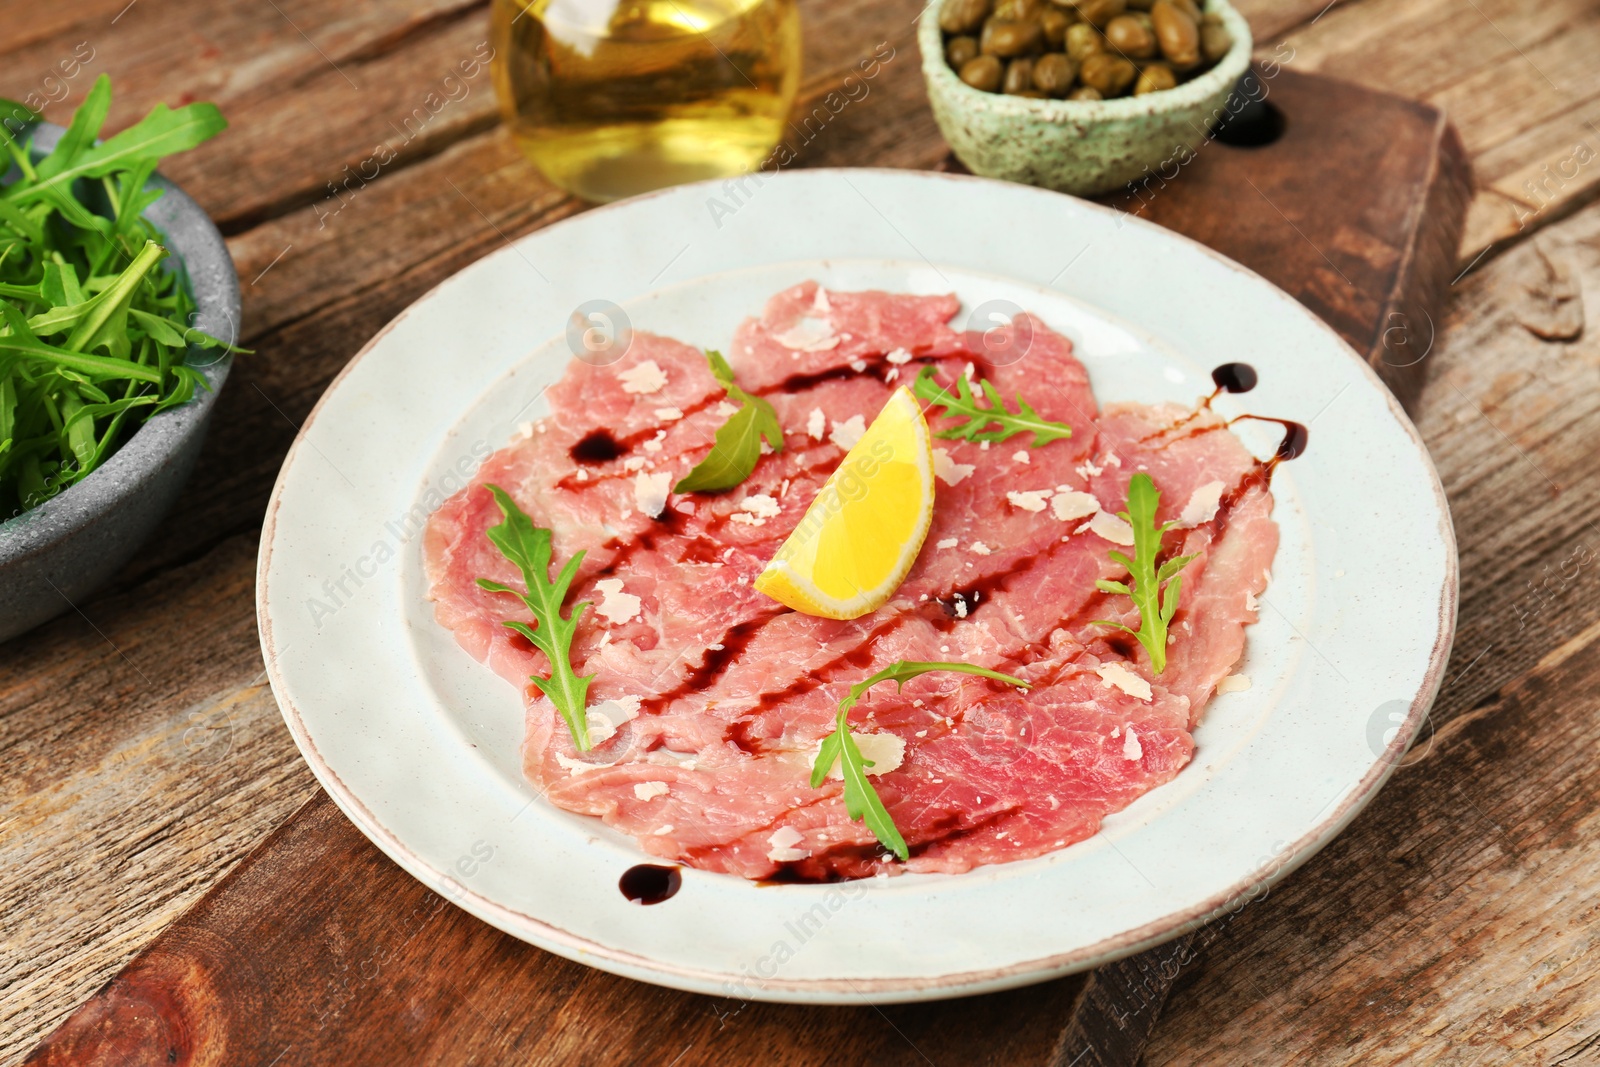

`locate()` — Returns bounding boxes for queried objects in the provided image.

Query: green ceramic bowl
[920,1,1254,196]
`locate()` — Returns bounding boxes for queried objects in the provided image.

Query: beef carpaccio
[424,282,1279,881]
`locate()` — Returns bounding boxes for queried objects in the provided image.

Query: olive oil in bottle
[491,0,801,203]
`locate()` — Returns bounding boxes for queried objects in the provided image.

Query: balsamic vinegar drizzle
[619,864,682,904]
[1201,362,1307,466]
[1235,414,1309,462]
[570,428,625,464]
[1210,361,1258,395]
[537,359,1311,883]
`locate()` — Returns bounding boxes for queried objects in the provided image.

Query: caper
[947,34,981,68]
[959,54,1005,91]
[980,17,1046,56]
[1032,51,1078,95]
[1134,61,1177,93]
[1040,7,1072,45]
[1170,0,1202,21]
[1104,14,1157,58]
[1151,0,1201,68]
[1003,57,1036,93]
[1065,22,1106,61]
[1069,0,1125,28]
[940,0,993,35]
[1199,14,1233,62]
[1067,85,1104,100]
[1013,89,1049,97]
[1124,0,1155,8]
[1078,52,1137,95]
[993,0,1043,19]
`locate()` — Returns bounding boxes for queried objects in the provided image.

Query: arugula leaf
[704,348,739,392]
[811,706,910,861]
[0,77,233,517]
[35,76,111,181]
[476,484,597,751]
[673,349,784,493]
[812,660,1029,861]
[0,98,38,146]
[6,77,226,207]
[911,365,1072,447]
[1091,473,1197,674]
[838,660,1030,712]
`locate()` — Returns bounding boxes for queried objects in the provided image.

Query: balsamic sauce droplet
[1274,420,1308,461]
[571,429,625,464]
[619,864,682,904]
[1229,415,1309,463]
[1211,362,1258,394]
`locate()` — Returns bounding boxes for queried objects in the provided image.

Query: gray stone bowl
[921,0,1253,196]
[0,122,239,644]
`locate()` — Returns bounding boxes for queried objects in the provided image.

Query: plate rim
[257,166,1458,1001]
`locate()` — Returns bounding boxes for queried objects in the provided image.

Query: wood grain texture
[0,537,317,1062]
[1093,66,1470,411]
[1262,0,1600,264]
[0,0,952,1059]
[12,57,1468,1067]
[23,792,1090,1067]
[3,0,1600,1063]
[1145,204,1600,1067]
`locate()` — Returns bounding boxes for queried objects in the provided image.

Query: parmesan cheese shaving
[555,751,619,775]
[829,414,866,450]
[1088,510,1136,545]
[618,359,667,394]
[934,447,975,486]
[739,493,781,519]
[774,318,839,351]
[1217,674,1252,694]
[1096,662,1153,702]
[632,471,671,518]
[1050,490,1099,522]
[1122,726,1143,761]
[819,732,905,779]
[1007,489,1051,513]
[1179,480,1225,527]
[594,578,641,624]
[766,826,811,862]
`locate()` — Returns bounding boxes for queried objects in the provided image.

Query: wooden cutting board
[24,66,1468,1067]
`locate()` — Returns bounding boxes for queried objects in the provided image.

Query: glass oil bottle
[491,0,802,202]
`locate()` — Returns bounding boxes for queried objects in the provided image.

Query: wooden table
[4,0,1599,1063]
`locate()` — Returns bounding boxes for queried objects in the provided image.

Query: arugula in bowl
[0,75,238,519]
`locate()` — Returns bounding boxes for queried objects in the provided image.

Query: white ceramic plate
[258,169,1455,1004]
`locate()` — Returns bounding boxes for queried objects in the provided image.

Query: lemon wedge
[754,386,935,620]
